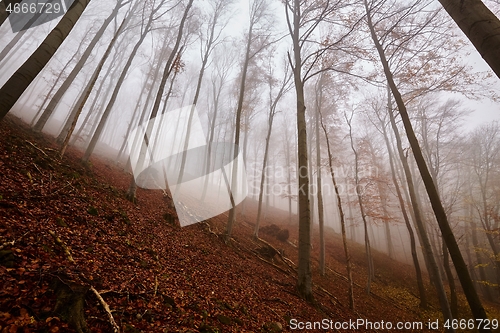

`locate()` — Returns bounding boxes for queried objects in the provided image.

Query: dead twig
[32,163,44,175]
[90,285,120,333]
[255,237,297,273]
[26,140,48,157]
[154,275,158,297]
[48,230,75,263]
[0,231,29,251]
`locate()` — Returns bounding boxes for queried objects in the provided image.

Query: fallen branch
[255,237,297,273]
[48,230,75,263]
[90,285,120,333]
[26,140,48,157]
[201,221,218,237]
[154,275,158,297]
[0,232,29,251]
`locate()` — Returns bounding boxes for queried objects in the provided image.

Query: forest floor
[0,115,499,333]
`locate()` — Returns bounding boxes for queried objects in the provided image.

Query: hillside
[1,115,499,333]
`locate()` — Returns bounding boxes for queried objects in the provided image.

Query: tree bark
[288,0,313,301]
[438,0,500,79]
[315,77,325,276]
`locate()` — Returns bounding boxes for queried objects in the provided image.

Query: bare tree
[345,110,375,293]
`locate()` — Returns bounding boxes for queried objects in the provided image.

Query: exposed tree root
[90,286,120,333]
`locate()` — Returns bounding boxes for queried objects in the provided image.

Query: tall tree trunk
[254,116,273,238]
[289,0,313,301]
[320,109,354,309]
[315,76,325,276]
[443,237,458,318]
[386,84,453,325]
[438,0,500,79]
[32,0,125,131]
[0,0,92,121]
[365,0,488,327]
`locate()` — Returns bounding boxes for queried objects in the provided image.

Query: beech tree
[32,0,129,132]
[370,99,427,308]
[345,111,375,293]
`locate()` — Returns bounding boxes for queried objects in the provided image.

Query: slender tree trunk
[315,76,325,276]
[226,21,253,238]
[386,84,453,325]
[443,237,458,318]
[0,0,92,121]
[254,103,276,237]
[320,109,354,309]
[289,0,313,300]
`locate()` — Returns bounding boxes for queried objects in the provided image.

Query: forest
[0,0,500,332]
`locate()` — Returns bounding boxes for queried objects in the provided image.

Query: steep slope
[0,115,498,332]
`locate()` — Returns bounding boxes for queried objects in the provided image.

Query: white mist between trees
[248,163,378,197]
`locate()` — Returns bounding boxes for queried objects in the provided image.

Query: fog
[1,0,500,308]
